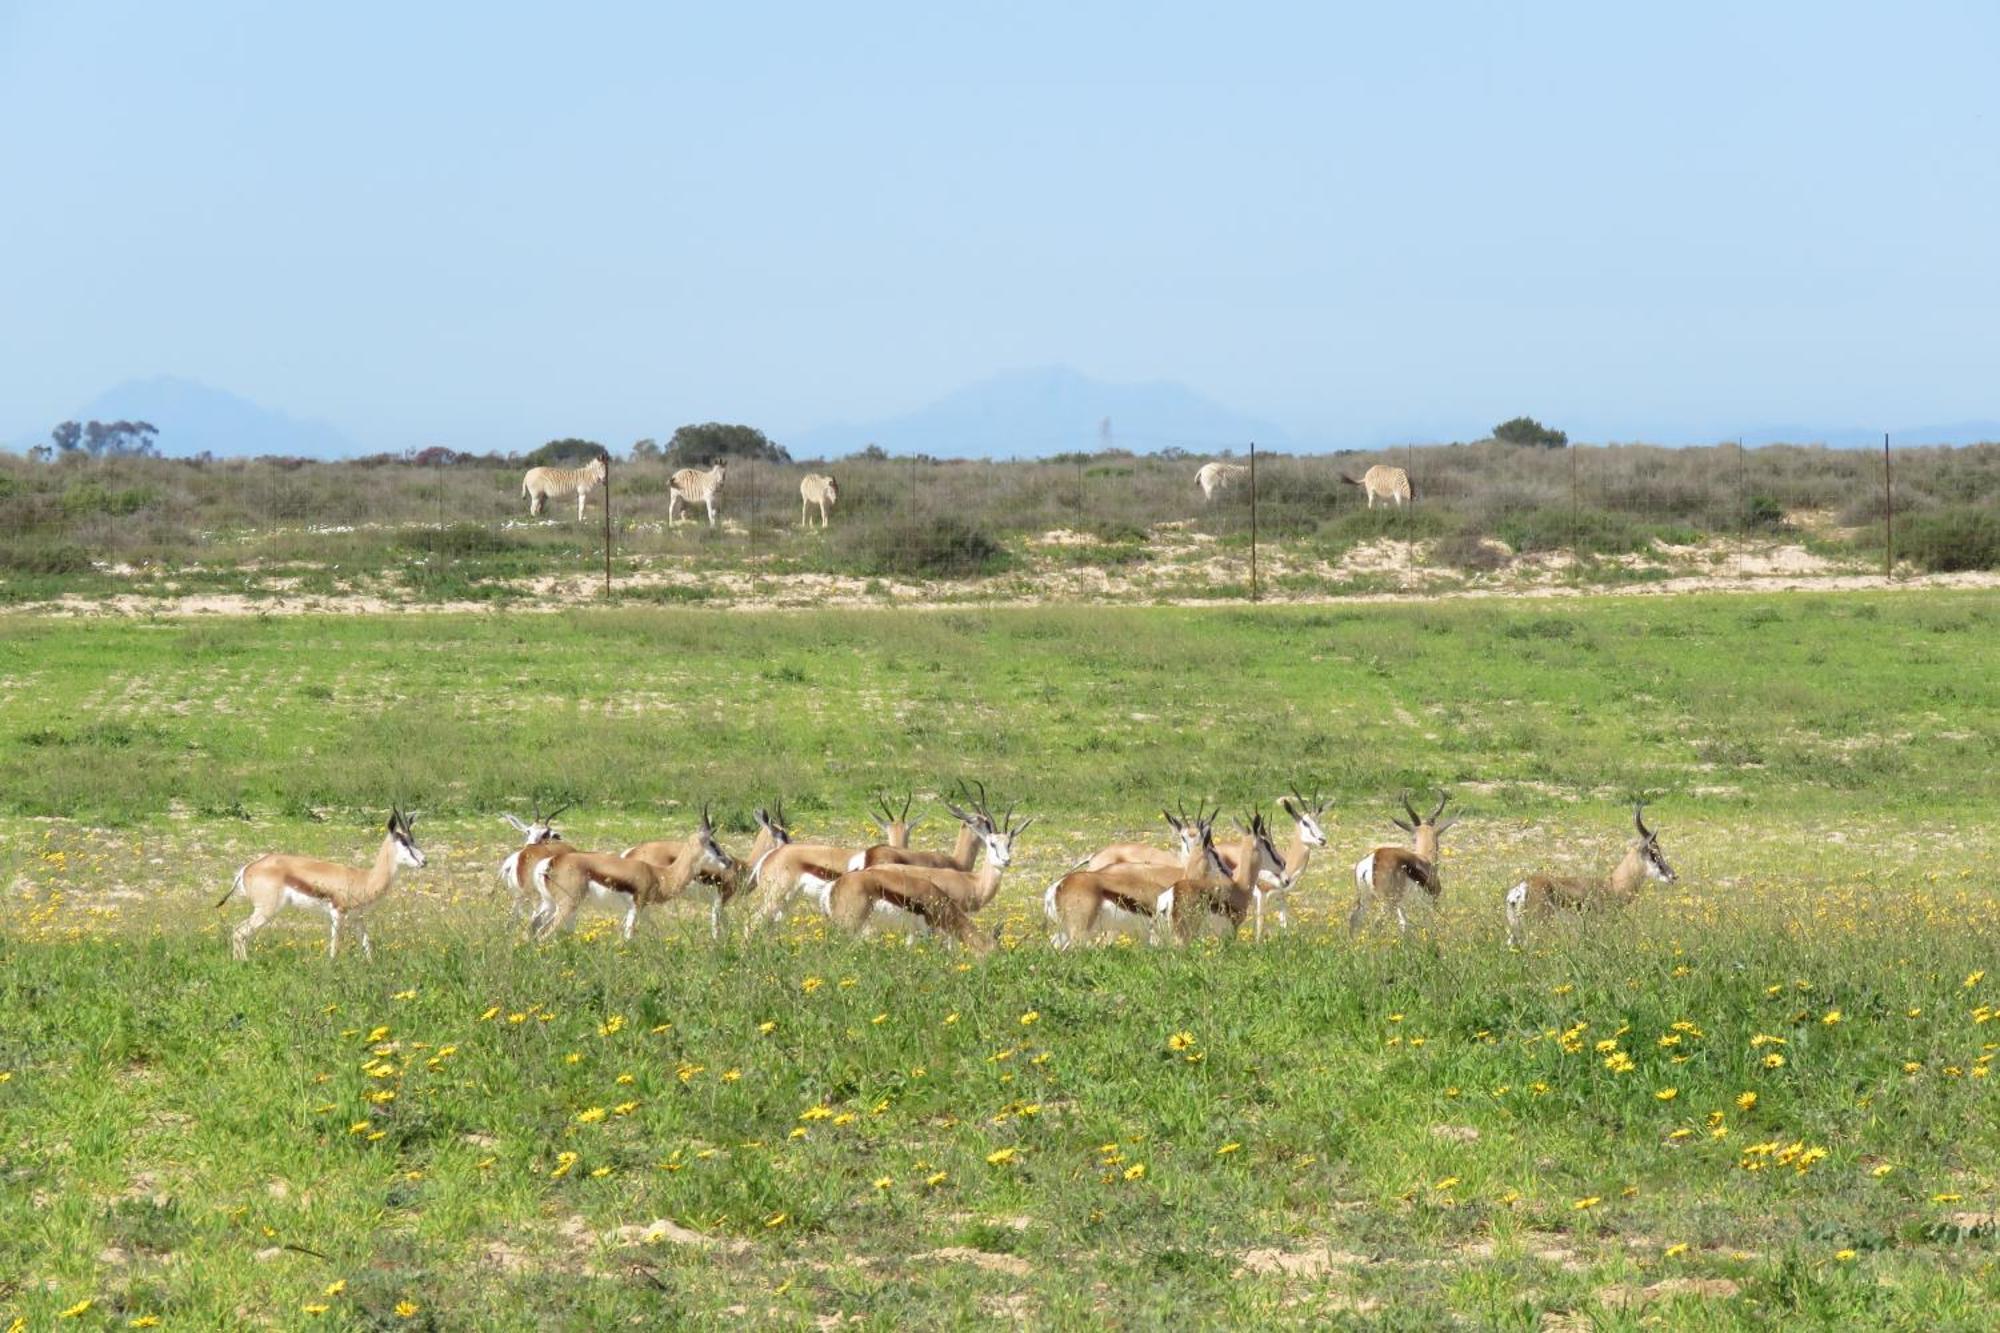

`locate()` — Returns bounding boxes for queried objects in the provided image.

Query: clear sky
[3,1,1996,452]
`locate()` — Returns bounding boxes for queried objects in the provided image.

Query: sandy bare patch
[1236,1246,1371,1278]
[608,1218,748,1254]
[1597,1277,1741,1308]
[1430,1124,1481,1143]
[916,1246,1033,1278]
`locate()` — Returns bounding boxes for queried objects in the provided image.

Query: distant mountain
[1736,422,2000,448]
[63,376,358,458]
[790,366,1292,460]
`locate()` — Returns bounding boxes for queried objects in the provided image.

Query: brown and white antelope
[531,807,733,941]
[1247,790,1330,940]
[799,473,838,528]
[821,794,1030,952]
[498,799,574,918]
[1079,802,1204,873]
[1169,810,1289,944]
[1045,806,1223,949]
[746,795,918,930]
[1339,463,1412,509]
[622,807,783,939]
[1349,791,1455,935]
[1504,803,1677,947]
[1196,461,1248,501]
[668,461,727,527]
[220,810,426,961]
[850,783,992,873]
[522,455,607,521]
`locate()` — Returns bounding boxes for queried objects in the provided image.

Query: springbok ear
[503,814,528,833]
[1011,816,1036,836]
[1434,817,1459,834]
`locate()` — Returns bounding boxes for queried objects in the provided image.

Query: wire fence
[1,440,1995,605]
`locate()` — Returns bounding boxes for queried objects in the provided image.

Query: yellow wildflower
[1763,1053,1786,1068]
[765,1212,788,1227]
[1019,1010,1040,1026]
[1167,1031,1195,1051]
[325,1280,347,1296]
[394,1302,419,1318]
[1966,971,1986,989]
[551,1151,578,1179]
[1835,1248,1857,1262]
[1822,1010,1843,1025]
[986,1147,1020,1165]
[925,1171,948,1187]
[1737,1091,1758,1110]
[575,1107,607,1124]
[801,976,823,994]
[1572,1196,1601,1211]
[1664,1243,1689,1258]
[1872,1163,1894,1177]
[57,1302,94,1321]
[874,1175,893,1190]
[1655,1088,1678,1101]
[1217,1142,1242,1156]
[1124,1163,1146,1181]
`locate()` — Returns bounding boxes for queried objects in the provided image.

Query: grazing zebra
[799,473,838,528]
[1196,461,1248,501]
[521,456,607,521]
[669,462,727,527]
[1339,464,1413,509]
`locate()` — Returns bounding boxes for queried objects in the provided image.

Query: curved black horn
[1430,790,1449,823]
[1635,801,1653,839]
[1400,790,1421,825]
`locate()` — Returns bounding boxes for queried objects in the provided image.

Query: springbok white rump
[1339,464,1412,509]
[530,807,734,941]
[522,456,607,521]
[220,809,426,960]
[1504,802,1676,947]
[497,798,574,920]
[1349,790,1454,935]
[668,462,727,527]
[820,790,1030,952]
[798,473,838,528]
[1196,461,1248,501]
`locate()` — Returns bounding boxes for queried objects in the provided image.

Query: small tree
[629,438,661,462]
[522,438,607,469]
[50,421,82,454]
[664,423,790,469]
[1493,416,1568,448]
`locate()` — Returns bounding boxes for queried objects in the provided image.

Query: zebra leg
[705,497,717,527]
[577,489,587,522]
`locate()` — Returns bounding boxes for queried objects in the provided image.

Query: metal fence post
[1248,441,1259,603]
[602,454,613,599]
[1882,432,1893,580]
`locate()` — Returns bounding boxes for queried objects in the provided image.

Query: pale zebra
[521,456,607,521]
[798,473,838,528]
[1196,461,1248,501]
[669,462,727,527]
[1339,464,1412,509]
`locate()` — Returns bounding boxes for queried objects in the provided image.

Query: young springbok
[1349,791,1454,935]
[1170,811,1289,944]
[531,807,733,941]
[498,799,573,918]
[1196,461,1248,501]
[799,473,838,528]
[1504,803,1677,947]
[821,796,1031,951]
[221,810,426,961]
[1045,807,1223,949]
[668,461,727,527]
[521,455,607,521]
[1339,464,1412,509]
[747,795,918,929]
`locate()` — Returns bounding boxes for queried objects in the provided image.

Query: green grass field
[2,594,1996,1328]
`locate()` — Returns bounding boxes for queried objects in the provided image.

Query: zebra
[521,456,606,521]
[798,473,838,528]
[1196,461,1248,502]
[1340,464,1412,509]
[668,462,727,527]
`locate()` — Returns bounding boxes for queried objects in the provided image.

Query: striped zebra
[668,462,727,527]
[798,473,838,528]
[521,456,606,521]
[1196,461,1248,502]
[1340,464,1412,509]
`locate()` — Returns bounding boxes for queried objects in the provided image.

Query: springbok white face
[1244,811,1284,874]
[1280,790,1329,848]
[753,804,790,846]
[978,809,1032,869]
[1635,804,1676,883]
[389,811,427,869]
[691,808,732,875]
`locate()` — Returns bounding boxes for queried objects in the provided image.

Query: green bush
[850,516,1010,579]
[1745,495,1786,528]
[392,523,522,557]
[1897,506,2000,572]
[0,543,94,574]
[1495,506,1648,555]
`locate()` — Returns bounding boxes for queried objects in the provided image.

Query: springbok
[1349,791,1455,935]
[799,473,838,528]
[1045,807,1224,949]
[820,795,1030,951]
[522,455,607,521]
[746,795,918,930]
[1247,790,1330,940]
[1505,803,1676,947]
[668,461,727,527]
[530,807,733,941]
[1196,461,1248,501]
[1339,464,1412,509]
[622,808,782,939]
[220,810,426,961]
[1079,802,1203,873]
[498,799,573,918]
[1169,811,1290,944]
[850,783,990,872]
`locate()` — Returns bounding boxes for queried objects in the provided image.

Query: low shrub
[1896,506,2000,572]
[848,516,1010,579]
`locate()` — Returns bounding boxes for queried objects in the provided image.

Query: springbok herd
[219,788,1678,961]
[514,457,1413,529]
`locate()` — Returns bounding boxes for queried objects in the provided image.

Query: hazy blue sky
[3,1,1996,451]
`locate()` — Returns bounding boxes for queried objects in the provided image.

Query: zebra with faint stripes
[1340,464,1412,509]
[521,455,606,521]
[669,461,727,527]
[1196,461,1248,502]
[798,473,838,528]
